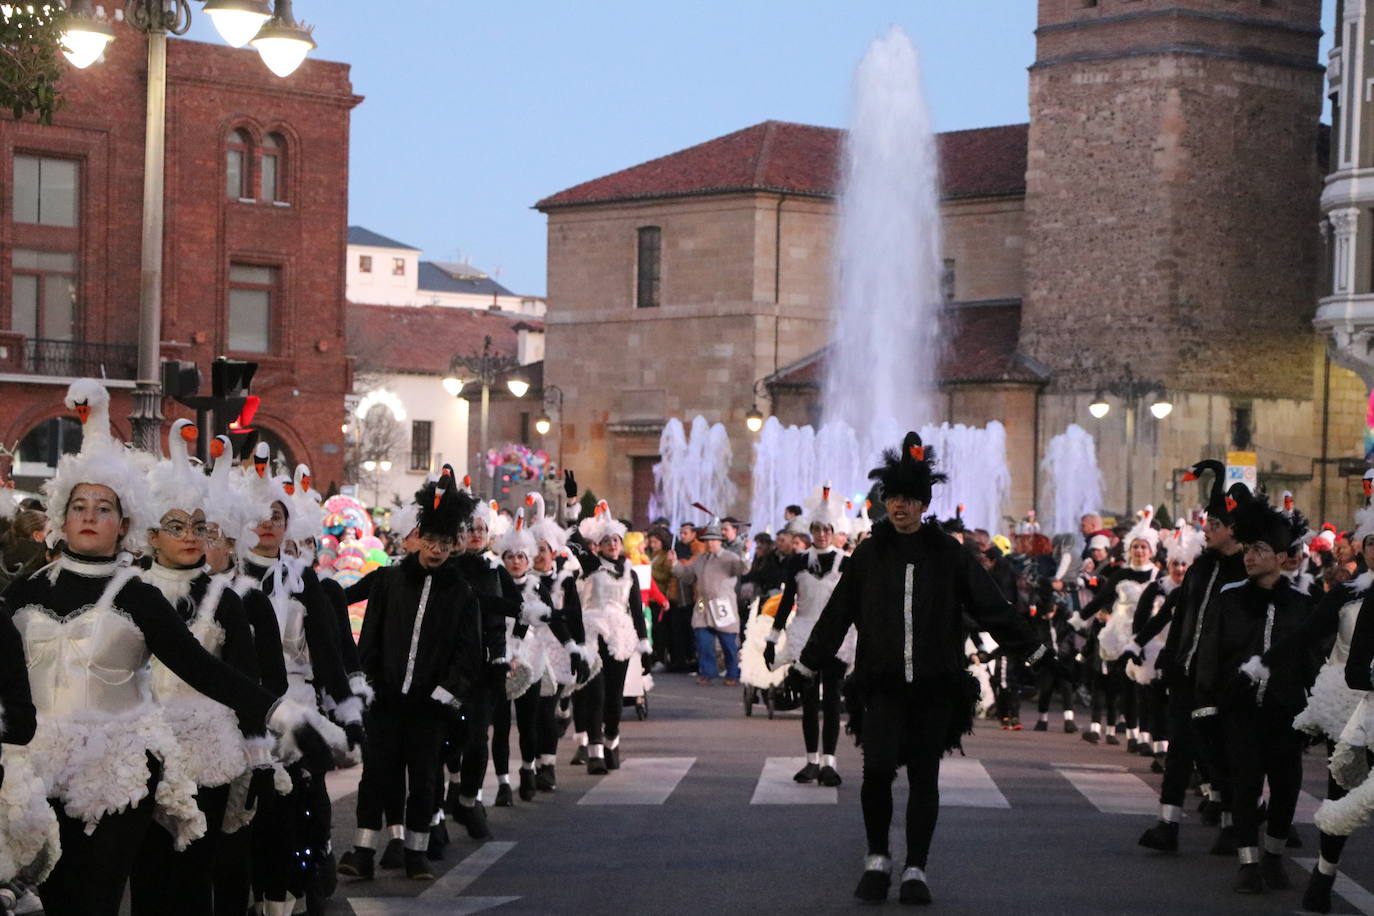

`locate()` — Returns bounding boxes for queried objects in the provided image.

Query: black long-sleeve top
[1347,585,1374,691]
[1193,577,1316,719]
[454,551,522,664]
[771,550,845,632]
[320,577,362,675]
[6,554,278,730]
[1076,565,1158,622]
[1131,578,1180,637]
[0,603,36,747]
[799,521,1047,691]
[1149,547,1247,678]
[233,580,289,699]
[515,557,583,645]
[239,552,352,706]
[356,553,483,704]
[344,566,383,606]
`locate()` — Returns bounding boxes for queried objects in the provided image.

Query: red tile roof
[536,121,1028,210]
[763,301,1047,389]
[346,304,544,376]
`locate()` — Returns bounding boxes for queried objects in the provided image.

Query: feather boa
[739,611,788,689]
[0,749,60,883]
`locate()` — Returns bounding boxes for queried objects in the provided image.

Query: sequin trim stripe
[903,563,915,683]
[1182,564,1221,675]
[1257,602,1275,705]
[401,574,434,695]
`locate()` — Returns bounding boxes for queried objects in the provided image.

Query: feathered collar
[1343,570,1374,598]
[805,545,840,576]
[141,560,204,606]
[54,550,118,579]
[596,555,628,578]
[241,550,278,579]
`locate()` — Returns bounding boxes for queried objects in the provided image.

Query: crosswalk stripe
[1295,858,1374,916]
[751,757,839,804]
[1052,763,1158,816]
[577,757,696,805]
[939,758,1010,809]
[1294,789,1323,824]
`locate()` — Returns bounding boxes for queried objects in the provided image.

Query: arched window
[226,128,252,199]
[262,132,286,203]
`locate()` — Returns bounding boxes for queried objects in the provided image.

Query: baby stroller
[739,595,805,719]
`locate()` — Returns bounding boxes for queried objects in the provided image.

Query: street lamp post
[59,0,317,451]
[442,335,527,499]
[1086,364,1172,516]
[535,383,564,475]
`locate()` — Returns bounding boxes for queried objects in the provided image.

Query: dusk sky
[184,2,1336,298]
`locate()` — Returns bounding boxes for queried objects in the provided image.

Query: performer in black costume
[338,474,483,881]
[789,431,1054,905]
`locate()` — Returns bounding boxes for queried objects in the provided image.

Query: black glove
[783,664,813,694]
[244,767,274,811]
[1029,648,1068,681]
[571,653,591,685]
[564,469,578,499]
[1119,649,1142,667]
[762,641,777,668]
[344,721,367,755]
[975,650,993,664]
[291,722,334,777]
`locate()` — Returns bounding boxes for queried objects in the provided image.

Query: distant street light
[1086,365,1171,513]
[447,335,527,497]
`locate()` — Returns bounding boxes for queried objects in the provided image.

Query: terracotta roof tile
[763,302,1047,389]
[346,304,543,376]
[536,121,1028,209]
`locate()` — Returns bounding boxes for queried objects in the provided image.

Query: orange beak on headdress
[74,403,90,424]
[908,446,925,461]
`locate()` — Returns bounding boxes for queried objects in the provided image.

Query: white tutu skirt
[506,640,538,700]
[162,695,251,789]
[23,708,206,850]
[1330,694,1374,792]
[1295,663,1367,742]
[775,614,816,667]
[739,613,788,690]
[584,608,638,662]
[538,627,574,690]
[0,749,61,883]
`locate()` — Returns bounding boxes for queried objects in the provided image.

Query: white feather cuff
[333,695,364,726]
[348,673,375,707]
[1240,655,1271,684]
[431,686,460,709]
[266,698,348,764]
[244,735,275,770]
[1123,641,1143,658]
[565,641,584,658]
[635,638,652,656]
[520,600,553,626]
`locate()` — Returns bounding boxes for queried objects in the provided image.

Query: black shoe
[1286,825,1303,849]
[379,837,404,869]
[1127,738,1139,752]
[494,783,513,807]
[404,849,435,881]
[1200,800,1221,827]
[794,762,820,783]
[1138,820,1179,852]
[555,714,571,739]
[536,765,557,792]
[1083,730,1100,744]
[1150,757,1165,774]
[1137,743,1155,758]
[899,876,932,905]
[604,745,620,770]
[587,756,608,776]
[1234,862,1264,894]
[818,765,843,787]
[317,848,338,897]
[1105,733,1120,746]
[1063,720,1078,734]
[1260,851,1291,889]
[1302,866,1336,914]
[426,823,448,861]
[1033,720,1048,731]
[854,868,891,903]
[452,801,492,840]
[570,746,588,766]
[519,769,537,802]
[337,847,374,880]
[1210,825,1238,856]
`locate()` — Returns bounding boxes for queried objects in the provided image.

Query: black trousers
[40,790,156,916]
[129,782,230,915]
[357,696,445,837]
[1035,663,1075,714]
[536,693,560,757]
[859,683,955,869]
[801,659,845,755]
[667,604,696,671]
[1225,702,1304,852]
[212,817,253,916]
[994,653,1023,720]
[492,685,540,773]
[572,647,630,744]
[252,762,331,902]
[449,684,498,798]
[1159,677,1201,807]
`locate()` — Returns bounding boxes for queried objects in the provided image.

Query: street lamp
[534,383,564,476]
[59,0,317,452]
[745,378,770,433]
[1085,365,1171,515]
[446,335,527,498]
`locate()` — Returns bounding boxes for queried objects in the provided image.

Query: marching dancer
[763,486,851,785]
[491,511,547,806]
[338,476,482,881]
[787,432,1054,905]
[4,381,342,916]
[576,502,651,774]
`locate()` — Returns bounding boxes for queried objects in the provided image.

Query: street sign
[1225,450,1257,493]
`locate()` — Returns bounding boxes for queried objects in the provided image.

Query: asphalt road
[323,674,1374,915]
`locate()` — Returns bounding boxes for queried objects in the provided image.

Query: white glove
[1239,655,1271,684]
[635,638,653,656]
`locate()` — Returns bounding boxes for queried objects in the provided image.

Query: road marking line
[326,766,362,802]
[1053,763,1158,816]
[751,757,839,804]
[577,757,696,805]
[349,843,519,915]
[1295,858,1374,916]
[940,757,1010,808]
[425,841,517,896]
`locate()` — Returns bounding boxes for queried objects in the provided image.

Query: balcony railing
[24,338,138,379]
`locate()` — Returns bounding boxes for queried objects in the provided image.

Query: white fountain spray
[652,416,737,529]
[1040,424,1104,536]
[822,25,943,456]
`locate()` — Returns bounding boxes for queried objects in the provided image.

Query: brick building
[1,27,359,491]
[538,0,1370,529]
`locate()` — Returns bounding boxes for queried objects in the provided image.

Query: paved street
[324,675,1374,915]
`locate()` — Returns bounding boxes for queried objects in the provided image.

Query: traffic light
[160,357,258,459]
[161,360,202,404]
